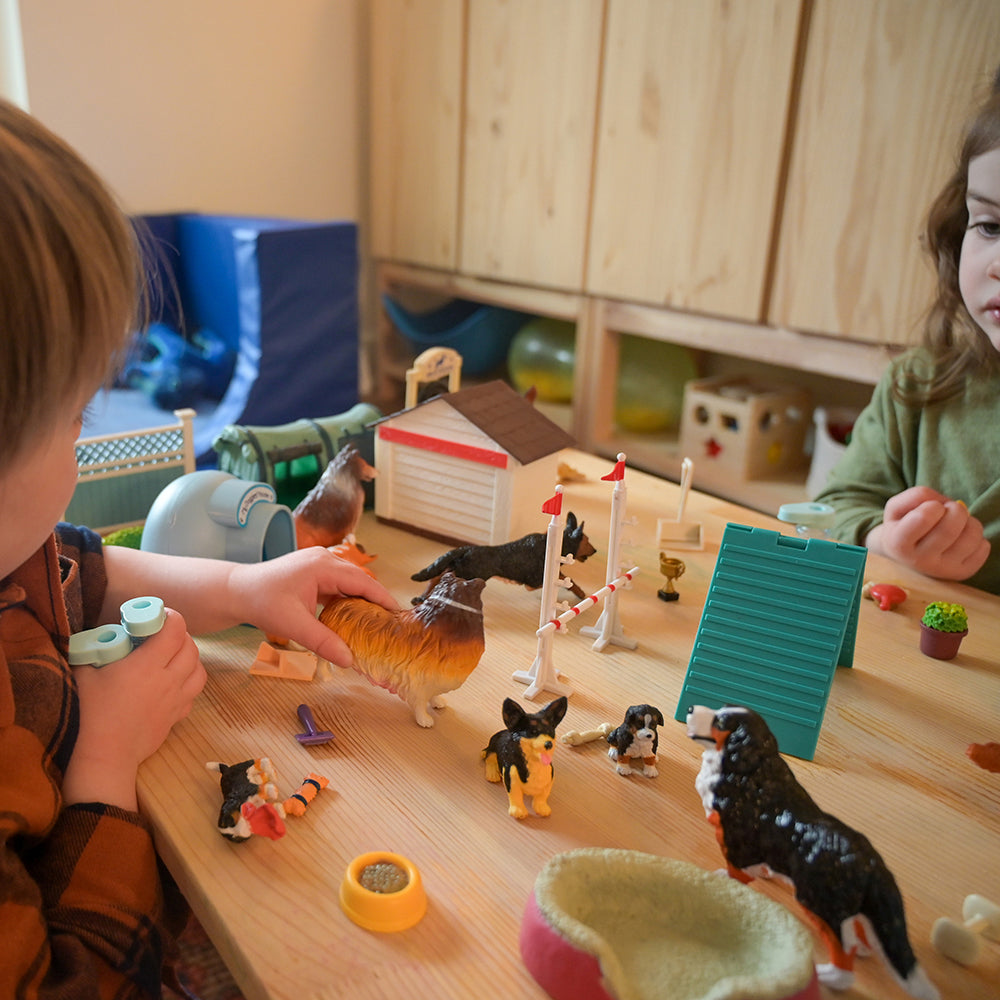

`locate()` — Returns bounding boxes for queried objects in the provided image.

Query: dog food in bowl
[340,851,426,932]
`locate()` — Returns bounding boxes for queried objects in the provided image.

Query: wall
[20,0,362,221]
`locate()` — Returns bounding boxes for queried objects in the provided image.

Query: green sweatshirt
[814,353,1000,595]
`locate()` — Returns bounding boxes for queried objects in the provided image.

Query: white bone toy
[931,894,1000,966]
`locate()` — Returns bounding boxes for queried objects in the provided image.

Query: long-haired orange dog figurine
[318,571,486,727]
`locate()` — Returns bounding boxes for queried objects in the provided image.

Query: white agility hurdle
[539,568,640,640]
[581,452,638,652]
[511,456,640,700]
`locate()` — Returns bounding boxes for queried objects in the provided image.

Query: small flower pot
[919,622,968,660]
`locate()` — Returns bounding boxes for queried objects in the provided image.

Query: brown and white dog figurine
[293,444,375,549]
[606,704,664,777]
[318,571,485,727]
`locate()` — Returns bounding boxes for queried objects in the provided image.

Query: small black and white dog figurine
[606,704,664,777]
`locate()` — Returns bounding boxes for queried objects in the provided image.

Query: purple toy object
[295,704,334,745]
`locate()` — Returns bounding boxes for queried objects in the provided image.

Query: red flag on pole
[541,492,563,515]
[602,459,626,482]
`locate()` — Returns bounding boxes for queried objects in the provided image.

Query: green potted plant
[919,601,969,660]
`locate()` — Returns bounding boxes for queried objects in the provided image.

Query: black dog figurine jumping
[411,512,595,602]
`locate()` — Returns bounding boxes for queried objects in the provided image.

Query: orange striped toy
[283,773,330,817]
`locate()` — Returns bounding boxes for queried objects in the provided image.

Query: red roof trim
[378,426,509,469]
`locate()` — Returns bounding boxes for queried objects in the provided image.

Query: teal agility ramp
[674,523,867,760]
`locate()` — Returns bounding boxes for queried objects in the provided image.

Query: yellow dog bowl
[340,851,427,932]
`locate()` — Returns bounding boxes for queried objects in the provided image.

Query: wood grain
[139,450,1000,999]
[460,0,603,290]
[586,0,802,319]
[770,0,1000,343]
[369,0,463,268]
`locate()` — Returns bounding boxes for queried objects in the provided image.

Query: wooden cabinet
[366,0,1000,511]
[369,0,463,269]
[770,0,1000,344]
[462,0,603,289]
[586,0,801,321]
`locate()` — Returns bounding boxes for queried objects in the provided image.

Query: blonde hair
[897,72,1000,405]
[0,99,144,471]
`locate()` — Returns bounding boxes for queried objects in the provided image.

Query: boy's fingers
[294,616,355,669]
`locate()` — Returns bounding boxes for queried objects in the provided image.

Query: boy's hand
[63,608,205,811]
[227,546,401,668]
[866,486,990,581]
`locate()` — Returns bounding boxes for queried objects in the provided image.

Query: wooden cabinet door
[586,0,802,321]
[369,0,464,269]
[460,0,603,290]
[770,0,1000,344]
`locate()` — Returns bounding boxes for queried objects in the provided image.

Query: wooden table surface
[137,450,1000,1000]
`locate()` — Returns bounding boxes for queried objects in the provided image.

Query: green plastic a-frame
[673,522,867,760]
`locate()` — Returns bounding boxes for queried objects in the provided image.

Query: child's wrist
[62,755,139,811]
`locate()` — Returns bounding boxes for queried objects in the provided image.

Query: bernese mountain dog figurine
[686,705,939,1000]
[606,703,664,777]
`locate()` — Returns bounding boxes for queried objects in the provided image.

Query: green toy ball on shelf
[507,317,577,403]
[615,334,698,433]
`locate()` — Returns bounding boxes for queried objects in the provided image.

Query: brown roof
[378,380,575,466]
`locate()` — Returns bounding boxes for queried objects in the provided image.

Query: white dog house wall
[374,380,574,546]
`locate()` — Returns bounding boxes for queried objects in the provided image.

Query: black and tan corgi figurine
[482,696,567,820]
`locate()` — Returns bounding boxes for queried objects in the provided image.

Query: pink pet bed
[521,848,820,1000]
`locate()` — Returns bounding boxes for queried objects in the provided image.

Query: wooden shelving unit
[366,262,899,515]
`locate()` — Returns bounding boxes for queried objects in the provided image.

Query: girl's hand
[226,547,400,668]
[866,486,990,581]
[63,609,206,811]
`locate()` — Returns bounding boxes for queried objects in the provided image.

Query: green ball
[102,524,144,549]
[507,318,576,403]
[614,335,698,433]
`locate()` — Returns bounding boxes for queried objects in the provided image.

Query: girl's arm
[100,545,399,668]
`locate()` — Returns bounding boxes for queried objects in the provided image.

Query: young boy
[0,98,397,997]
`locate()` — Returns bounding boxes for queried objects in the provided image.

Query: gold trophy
[657,554,685,602]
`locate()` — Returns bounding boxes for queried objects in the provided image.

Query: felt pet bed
[520,848,820,1000]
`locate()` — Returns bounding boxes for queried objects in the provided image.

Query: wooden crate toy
[679,376,812,480]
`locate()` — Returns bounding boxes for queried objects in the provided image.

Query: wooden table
[138,450,1000,1000]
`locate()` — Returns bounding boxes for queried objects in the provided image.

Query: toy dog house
[679,375,812,481]
[137,213,361,462]
[673,523,867,760]
[374,379,574,546]
[141,470,295,563]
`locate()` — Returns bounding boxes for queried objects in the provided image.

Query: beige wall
[20,0,362,221]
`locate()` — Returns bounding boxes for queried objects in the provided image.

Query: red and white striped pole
[537,566,640,639]
[581,453,638,652]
